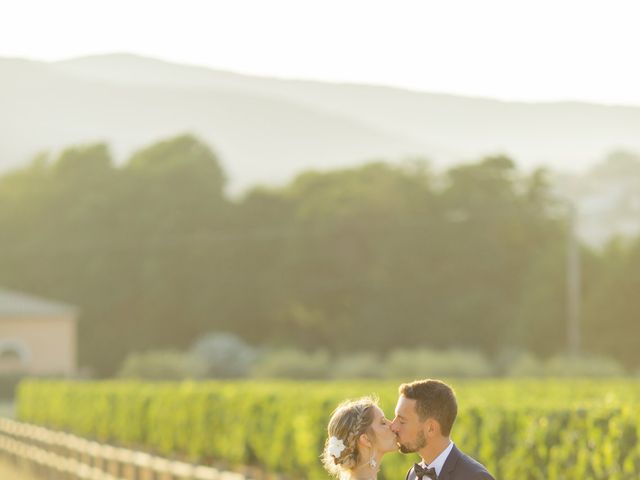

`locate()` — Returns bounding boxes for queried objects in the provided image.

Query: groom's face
[391,395,427,454]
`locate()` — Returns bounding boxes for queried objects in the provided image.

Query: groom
[390,379,494,480]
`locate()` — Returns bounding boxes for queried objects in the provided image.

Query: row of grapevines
[16,379,640,479]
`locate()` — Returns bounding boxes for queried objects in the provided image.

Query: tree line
[0,133,638,375]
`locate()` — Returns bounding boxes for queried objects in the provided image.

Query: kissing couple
[322,379,495,480]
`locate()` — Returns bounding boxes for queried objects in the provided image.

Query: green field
[16,379,640,480]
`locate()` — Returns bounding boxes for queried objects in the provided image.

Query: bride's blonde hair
[321,396,378,479]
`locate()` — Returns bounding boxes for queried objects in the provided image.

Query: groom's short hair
[399,379,457,436]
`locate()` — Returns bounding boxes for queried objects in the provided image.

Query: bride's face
[369,406,398,453]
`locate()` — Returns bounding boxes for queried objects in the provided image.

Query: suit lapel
[437,444,461,480]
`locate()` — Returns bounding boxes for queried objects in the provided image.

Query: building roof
[0,288,78,317]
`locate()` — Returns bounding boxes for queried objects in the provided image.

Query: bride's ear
[358,433,372,449]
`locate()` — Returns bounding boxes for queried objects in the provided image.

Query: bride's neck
[350,469,377,480]
[349,453,383,480]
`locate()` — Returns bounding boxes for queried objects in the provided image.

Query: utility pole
[566,201,581,357]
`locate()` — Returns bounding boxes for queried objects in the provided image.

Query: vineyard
[15,379,640,480]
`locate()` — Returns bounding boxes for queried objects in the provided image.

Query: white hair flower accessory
[328,436,346,458]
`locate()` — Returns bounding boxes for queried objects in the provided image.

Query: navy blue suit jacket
[404,445,495,480]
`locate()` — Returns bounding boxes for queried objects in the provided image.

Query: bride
[321,397,397,480]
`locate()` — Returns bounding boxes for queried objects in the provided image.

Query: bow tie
[414,463,438,480]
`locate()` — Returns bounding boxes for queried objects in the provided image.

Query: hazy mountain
[3,53,640,193]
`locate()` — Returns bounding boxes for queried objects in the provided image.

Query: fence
[0,417,251,480]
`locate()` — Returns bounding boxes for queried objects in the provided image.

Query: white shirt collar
[421,441,454,476]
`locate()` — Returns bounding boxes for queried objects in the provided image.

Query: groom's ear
[425,418,440,436]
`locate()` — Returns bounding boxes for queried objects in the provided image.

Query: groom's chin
[397,444,413,454]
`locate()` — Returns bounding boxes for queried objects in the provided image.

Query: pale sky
[2,0,640,106]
